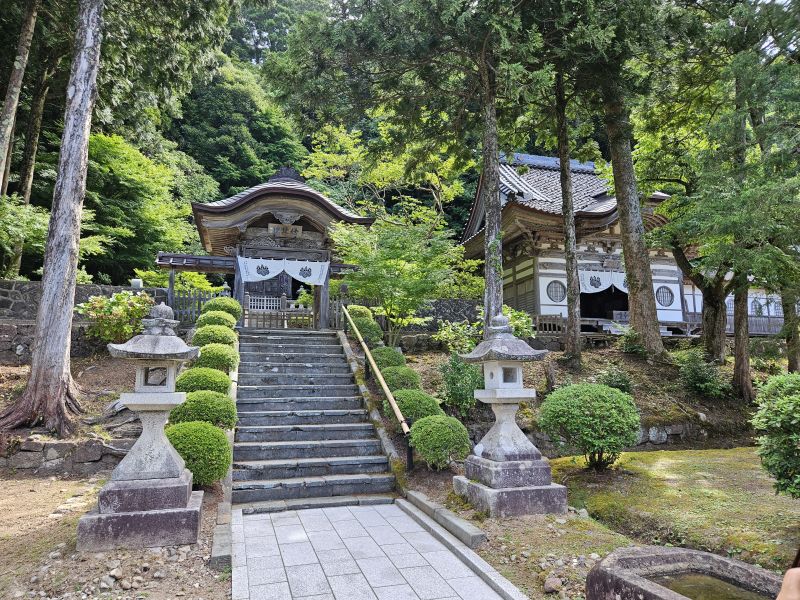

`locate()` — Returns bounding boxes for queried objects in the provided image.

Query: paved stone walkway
[231,503,504,600]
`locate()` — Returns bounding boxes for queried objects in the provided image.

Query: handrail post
[405,418,414,471]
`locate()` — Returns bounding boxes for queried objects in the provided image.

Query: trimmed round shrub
[382,366,421,391]
[166,421,231,486]
[351,316,383,347]
[372,346,406,370]
[539,383,640,471]
[192,324,237,348]
[385,389,443,424]
[200,296,243,321]
[410,415,471,470]
[752,373,800,498]
[347,305,373,319]
[170,391,237,429]
[176,367,231,394]
[195,343,240,373]
[196,310,237,329]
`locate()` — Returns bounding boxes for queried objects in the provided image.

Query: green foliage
[347,305,374,319]
[371,346,406,370]
[351,316,383,347]
[75,291,154,343]
[385,389,443,424]
[175,367,231,394]
[296,286,314,308]
[596,364,633,394]
[170,57,305,196]
[201,296,243,321]
[539,384,641,471]
[410,415,471,470]
[134,269,222,292]
[434,305,534,354]
[170,391,237,429]
[192,325,238,348]
[196,311,237,329]
[165,421,232,486]
[438,354,483,418]
[673,348,730,399]
[616,325,647,356]
[752,374,800,498]
[332,203,473,346]
[195,343,240,374]
[0,195,50,276]
[381,366,421,392]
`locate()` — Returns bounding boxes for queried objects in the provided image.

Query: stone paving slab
[232,503,505,600]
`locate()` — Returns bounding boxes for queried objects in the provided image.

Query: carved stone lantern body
[77,303,204,551]
[452,315,567,517]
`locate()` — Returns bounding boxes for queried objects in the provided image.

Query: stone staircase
[231,329,395,508]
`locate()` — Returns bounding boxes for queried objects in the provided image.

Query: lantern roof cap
[460,315,548,363]
[108,303,199,361]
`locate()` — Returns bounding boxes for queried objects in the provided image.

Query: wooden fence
[170,289,229,323]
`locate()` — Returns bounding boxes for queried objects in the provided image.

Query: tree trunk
[601,79,665,357]
[7,65,53,277]
[1,119,13,196]
[782,290,799,373]
[701,283,728,363]
[555,70,581,367]
[0,0,104,437]
[0,0,41,185]
[480,56,502,335]
[732,275,754,403]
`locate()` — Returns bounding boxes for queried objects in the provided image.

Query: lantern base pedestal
[454,455,566,518]
[77,490,203,551]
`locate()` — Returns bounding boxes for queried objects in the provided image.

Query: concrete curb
[209,339,237,571]
[337,329,402,465]
[405,490,486,548]
[396,498,530,600]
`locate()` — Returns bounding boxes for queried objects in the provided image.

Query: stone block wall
[1,436,134,475]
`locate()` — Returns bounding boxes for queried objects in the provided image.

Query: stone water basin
[586,546,782,600]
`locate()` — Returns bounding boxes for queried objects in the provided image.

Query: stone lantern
[77,303,203,551]
[452,315,567,517]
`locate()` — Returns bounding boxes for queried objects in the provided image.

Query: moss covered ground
[552,447,800,571]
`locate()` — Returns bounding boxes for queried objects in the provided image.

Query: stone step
[237,362,352,375]
[237,384,360,399]
[233,439,384,461]
[231,473,396,504]
[238,351,348,365]
[235,396,364,411]
[235,495,395,514]
[237,373,355,386]
[233,455,390,480]
[239,343,344,354]
[235,423,376,442]
[239,329,340,338]
[240,335,342,346]
[237,409,369,426]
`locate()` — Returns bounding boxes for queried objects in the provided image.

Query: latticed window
[655,286,675,307]
[751,298,764,316]
[546,280,567,303]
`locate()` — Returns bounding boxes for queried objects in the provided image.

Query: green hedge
[170,391,237,429]
[195,343,240,373]
[539,383,640,470]
[192,324,237,348]
[371,346,406,370]
[352,316,383,347]
[176,367,231,394]
[196,310,237,329]
[410,415,471,470]
[385,389,443,423]
[347,305,373,319]
[200,296,242,321]
[382,366,421,391]
[166,421,231,486]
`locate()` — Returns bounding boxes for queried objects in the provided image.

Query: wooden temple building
[156,168,372,328]
[462,154,786,336]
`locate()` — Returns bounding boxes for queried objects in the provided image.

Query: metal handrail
[342,305,410,435]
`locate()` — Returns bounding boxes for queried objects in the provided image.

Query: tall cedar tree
[269,0,541,333]
[0,0,104,435]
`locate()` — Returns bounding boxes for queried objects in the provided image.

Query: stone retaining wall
[0,319,107,362]
[1,435,134,475]
[0,280,167,320]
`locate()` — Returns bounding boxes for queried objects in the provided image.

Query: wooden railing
[171,289,229,323]
[342,305,411,440]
